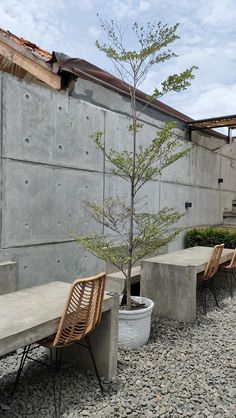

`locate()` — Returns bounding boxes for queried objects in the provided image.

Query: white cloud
[106,0,153,19]
[88,25,102,39]
[160,82,236,126]
[138,1,151,12]
[72,0,93,11]
[0,0,66,50]
[196,0,236,27]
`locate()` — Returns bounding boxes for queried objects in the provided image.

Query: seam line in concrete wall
[2,238,76,250]
[218,153,236,162]
[2,157,104,175]
[0,73,3,249]
[4,157,235,193]
[102,110,106,235]
[159,178,236,193]
[71,90,187,131]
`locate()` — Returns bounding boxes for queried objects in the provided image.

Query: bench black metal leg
[12,344,31,397]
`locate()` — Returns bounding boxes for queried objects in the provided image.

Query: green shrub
[185,227,236,249]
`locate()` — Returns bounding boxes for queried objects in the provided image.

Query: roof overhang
[0,29,61,90]
[187,114,236,143]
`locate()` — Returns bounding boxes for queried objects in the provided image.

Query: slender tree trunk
[127,85,137,310]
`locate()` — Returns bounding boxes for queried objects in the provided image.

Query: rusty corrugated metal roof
[51,52,194,123]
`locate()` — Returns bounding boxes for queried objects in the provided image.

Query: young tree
[72,20,197,309]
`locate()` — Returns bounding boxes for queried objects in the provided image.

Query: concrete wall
[0,71,235,288]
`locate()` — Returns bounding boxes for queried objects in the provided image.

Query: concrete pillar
[141,261,197,322]
[0,261,18,295]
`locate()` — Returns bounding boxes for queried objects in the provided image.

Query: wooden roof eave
[0,33,61,90]
[188,114,236,130]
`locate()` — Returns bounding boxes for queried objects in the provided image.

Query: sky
[0,0,236,122]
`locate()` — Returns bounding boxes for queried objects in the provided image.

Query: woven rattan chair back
[203,244,224,279]
[225,247,236,269]
[52,272,106,347]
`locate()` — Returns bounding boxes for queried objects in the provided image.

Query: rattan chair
[197,244,224,315]
[12,273,106,399]
[222,247,236,298]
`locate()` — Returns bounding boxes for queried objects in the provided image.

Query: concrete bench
[0,282,119,379]
[141,246,234,322]
[106,266,141,294]
[0,261,18,295]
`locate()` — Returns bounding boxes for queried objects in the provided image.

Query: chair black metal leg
[203,286,207,315]
[199,280,207,315]
[85,336,103,393]
[209,280,219,307]
[229,270,233,298]
[50,349,59,418]
[233,269,236,292]
[224,269,232,298]
[55,347,59,371]
[58,347,63,416]
[199,284,207,315]
[12,344,31,397]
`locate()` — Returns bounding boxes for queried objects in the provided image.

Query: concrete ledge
[106,266,141,294]
[0,261,18,295]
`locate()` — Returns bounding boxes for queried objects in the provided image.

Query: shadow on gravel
[148,288,233,346]
[0,356,114,418]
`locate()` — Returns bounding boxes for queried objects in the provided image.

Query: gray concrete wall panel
[195,146,221,188]
[219,190,236,213]
[2,74,104,172]
[192,131,225,150]
[195,188,221,225]
[161,144,195,185]
[220,156,236,192]
[137,180,160,214]
[160,182,195,228]
[104,174,160,214]
[104,110,132,173]
[136,122,165,148]
[104,173,130,203]
[73,79,186,130]
[2,160,103,247]
[217,141,236,159]
[168,230,186,253]
[0,72,2,156]
[0,241,104,289]
[103,174,129,237]
[0,261,18,294]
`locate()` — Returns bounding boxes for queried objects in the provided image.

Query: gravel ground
[0,289,235,418]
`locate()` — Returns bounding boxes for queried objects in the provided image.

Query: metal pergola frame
[187,114,236,143]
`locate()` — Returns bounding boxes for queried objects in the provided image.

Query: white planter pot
[118,296,154,349]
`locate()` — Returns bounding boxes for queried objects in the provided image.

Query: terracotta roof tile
[0,27,51,61]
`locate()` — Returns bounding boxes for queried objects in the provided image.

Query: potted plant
[72,19,196,349]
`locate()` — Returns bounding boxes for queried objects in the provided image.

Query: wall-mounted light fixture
[185,202,192,209]
[218,178,224,184]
